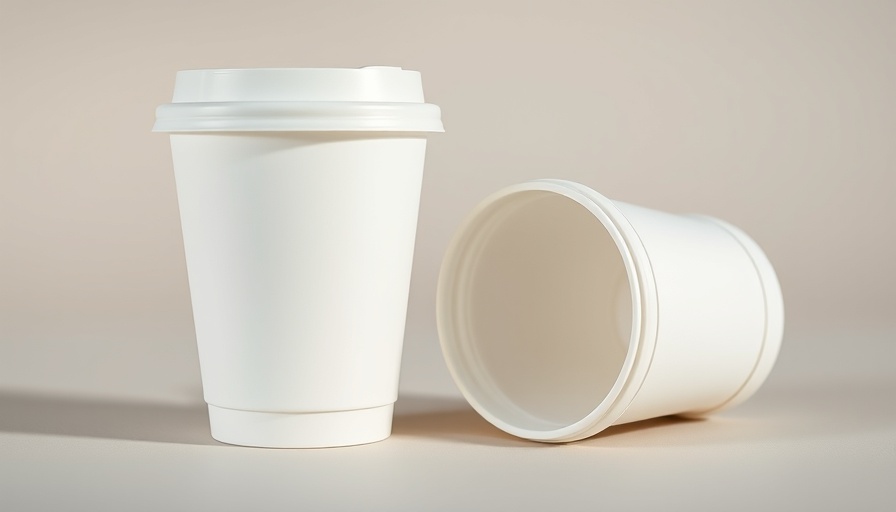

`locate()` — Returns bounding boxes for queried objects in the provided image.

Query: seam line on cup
[685,215,771,415]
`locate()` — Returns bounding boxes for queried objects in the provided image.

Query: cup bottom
[207,404,394,448]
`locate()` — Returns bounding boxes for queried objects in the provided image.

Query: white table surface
[1,322,893,512]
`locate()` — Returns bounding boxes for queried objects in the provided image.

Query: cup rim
[436,179,661,442]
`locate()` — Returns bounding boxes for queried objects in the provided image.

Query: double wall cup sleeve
[436,179,784,443]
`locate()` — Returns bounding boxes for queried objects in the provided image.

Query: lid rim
[153,101,444,133]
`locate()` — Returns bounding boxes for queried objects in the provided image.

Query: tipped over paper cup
[437,180,784,442]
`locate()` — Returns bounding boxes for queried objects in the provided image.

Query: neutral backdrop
[1,1,894,511]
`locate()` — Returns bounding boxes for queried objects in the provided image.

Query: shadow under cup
[437,180,784,443]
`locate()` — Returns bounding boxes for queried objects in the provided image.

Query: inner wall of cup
[461,191,632,431]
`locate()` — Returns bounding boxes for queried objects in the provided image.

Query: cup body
[437,179,783,442]
[608,201,782,425]
[155,68,442,447]
[173,133,425,447]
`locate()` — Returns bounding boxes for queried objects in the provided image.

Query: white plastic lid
[153,67,443,132]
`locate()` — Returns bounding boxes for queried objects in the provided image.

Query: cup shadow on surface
[572,377,896,448]
[392,395,706,448]
[392,393,797,449]
[0,391,218,446]
[392,395,532,447]
[2,376,889,448]
[394,375,896,449]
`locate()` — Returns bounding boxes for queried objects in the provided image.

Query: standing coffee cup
[154,67,443,448]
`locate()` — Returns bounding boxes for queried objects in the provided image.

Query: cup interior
[442,190,633,433]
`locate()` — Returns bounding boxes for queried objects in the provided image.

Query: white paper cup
[437,179,783,443]
[154,68,442,448]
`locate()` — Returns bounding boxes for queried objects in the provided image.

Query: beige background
[1,1,894,510]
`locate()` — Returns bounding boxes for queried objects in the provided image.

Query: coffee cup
[154,67,443,448]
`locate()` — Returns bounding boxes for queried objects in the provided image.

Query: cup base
[207,404,394,448]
